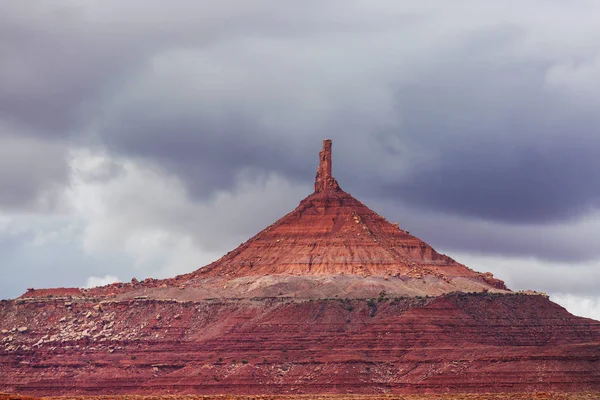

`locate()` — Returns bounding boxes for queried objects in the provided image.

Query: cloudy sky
[1,0,599,319]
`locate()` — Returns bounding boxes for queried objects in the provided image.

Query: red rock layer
[1,294,599,396]
[20,288,84,299]
[192,188,464,278]
[177,187,505,291]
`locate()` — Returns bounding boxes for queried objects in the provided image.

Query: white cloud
[64,148,308,279]
[84,274,120,288]
[546,52,600,94]
[551,293,600,321]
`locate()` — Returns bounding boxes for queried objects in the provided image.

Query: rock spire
[181,139,507,293]
[314,139,340,192]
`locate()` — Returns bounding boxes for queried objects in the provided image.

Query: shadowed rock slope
[1,140,599,395]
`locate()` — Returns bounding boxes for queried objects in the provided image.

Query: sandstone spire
[314,139,340,192]
[186,139,506,291]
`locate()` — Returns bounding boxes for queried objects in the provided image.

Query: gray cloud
[1,0,600,307]
[386,41,600,223]
[369,196,600,264]
[0,217,131,300]
[0,3,127,135]
[448,251,600,299]
[81,4,600,227]
[0,132,69,210]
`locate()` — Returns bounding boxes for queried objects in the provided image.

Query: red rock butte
[196,139,499,281]
[1,140,599,396]
[156,139,507,300]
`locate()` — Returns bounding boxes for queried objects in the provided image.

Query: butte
[0,140,599,396]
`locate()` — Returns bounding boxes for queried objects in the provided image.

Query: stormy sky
[1,0,599,319]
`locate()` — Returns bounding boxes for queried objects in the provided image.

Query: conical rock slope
[165,139,507,299]
[195,188,473,278]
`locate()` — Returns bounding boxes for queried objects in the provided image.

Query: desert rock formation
[1,140,598,396]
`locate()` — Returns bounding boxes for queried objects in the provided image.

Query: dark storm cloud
[0,0,407,136]
[0,1,154,207]
[99,103,314,197]
[385,39,600,223]
[0,3,133,135]
[369,194,600,264]
[0,132,69,210]
[0,0,366,200]
[94,23,600,226]
[2,0,600,267]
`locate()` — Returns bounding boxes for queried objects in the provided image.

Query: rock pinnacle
[314,139,340,192]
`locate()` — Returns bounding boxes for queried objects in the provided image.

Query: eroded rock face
[0,294,599,395]
[2,140,599,395]
[314,139,339,193]
[187,188,505,289]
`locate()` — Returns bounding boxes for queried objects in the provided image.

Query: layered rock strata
[1,294,599,395]
[1,139,598,395]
